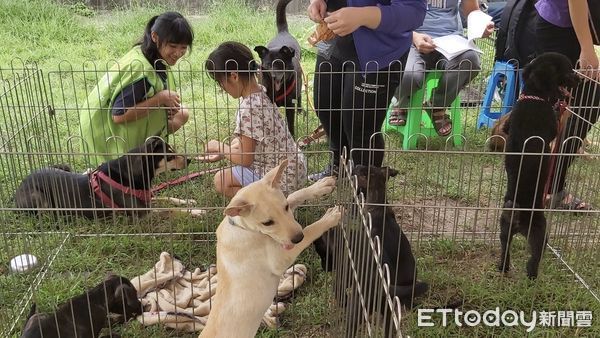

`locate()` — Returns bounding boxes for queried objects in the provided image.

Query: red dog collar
[275,77,297,105]
[90,170,152,209]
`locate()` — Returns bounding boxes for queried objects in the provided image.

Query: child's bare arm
[203,136,256,166]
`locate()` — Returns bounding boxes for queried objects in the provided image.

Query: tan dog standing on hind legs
[199,160,341,338]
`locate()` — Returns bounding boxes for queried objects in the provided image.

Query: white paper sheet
[467,10,493,41]
[432,10,491,60]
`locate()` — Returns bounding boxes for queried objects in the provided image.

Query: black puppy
[21,275,141,338]
[14,138,188,219]
[315,165,427,335]
[499,52,580,279]
[254,0,302,137]
[352,165,428,304]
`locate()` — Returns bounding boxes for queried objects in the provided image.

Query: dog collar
[518,94,547,102]
[275,76,297,105]
[90,170,153,209]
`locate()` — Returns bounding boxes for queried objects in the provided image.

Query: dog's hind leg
[498,203,517,273]
[525,211,547,279]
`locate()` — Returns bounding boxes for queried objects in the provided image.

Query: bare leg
[168,107,190,134]
[214,168,242,198]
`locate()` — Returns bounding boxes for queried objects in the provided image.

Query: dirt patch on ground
[391,197,502,239]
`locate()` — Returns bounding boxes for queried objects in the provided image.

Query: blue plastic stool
[477,61,523,129]
[383,71,462,150]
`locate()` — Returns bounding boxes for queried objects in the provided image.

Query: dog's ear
[145,137,166,153]
[279,46,295,59]
[114,284,141,317]
[262,159,288,189]
[224,198,254,217]
[254,46,269,59]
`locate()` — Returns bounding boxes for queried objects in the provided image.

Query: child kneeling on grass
[202,41,307,197]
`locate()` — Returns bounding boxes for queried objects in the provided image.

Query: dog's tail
[276,0,293,33]
[26,303,37,321]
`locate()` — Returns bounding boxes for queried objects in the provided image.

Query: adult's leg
[389,47,425,126]
[536,14,600,204]
[314,55,345,168]
[395,46,427,108]
[429,50,481,108]
[341,60,404,167]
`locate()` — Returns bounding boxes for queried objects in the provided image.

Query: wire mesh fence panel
[2,50,599,337]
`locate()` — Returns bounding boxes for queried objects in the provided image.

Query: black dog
[315,165,427,335]
[254,0,302,137]
[499,52,580,279]
[351,165,428,304]
[14,138,188,219]
[21,275,141,338]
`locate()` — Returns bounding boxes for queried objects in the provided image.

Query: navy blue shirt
[111,64,168,116]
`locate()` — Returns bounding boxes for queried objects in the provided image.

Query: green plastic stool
[383,71,463,150]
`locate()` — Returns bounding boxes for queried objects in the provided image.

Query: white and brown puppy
[199,160,341,338]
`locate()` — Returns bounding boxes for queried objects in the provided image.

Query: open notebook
[432,10,492,60]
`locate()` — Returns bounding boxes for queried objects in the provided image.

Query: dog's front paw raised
[311,176,337,197]
[320,205,342,229]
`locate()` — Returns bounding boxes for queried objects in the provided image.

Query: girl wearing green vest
[79,11,194,166]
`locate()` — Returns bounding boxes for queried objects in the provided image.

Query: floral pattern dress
[234,88,307,192]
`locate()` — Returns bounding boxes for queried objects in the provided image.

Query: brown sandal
[298,125,326,148]
[428,108,452,136]
[389,108,407,126]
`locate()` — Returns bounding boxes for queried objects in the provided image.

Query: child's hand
[196,139,224,162]
[156,90,181,109]
[195,154,223,162]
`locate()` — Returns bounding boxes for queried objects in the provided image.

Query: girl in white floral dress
[203,41,307,197]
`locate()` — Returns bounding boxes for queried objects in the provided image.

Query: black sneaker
[308,164,339,182]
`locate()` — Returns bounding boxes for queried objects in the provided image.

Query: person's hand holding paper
[413,32,436,54]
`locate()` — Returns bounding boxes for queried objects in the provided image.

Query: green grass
[1,0,599,337]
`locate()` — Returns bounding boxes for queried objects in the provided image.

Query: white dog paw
[322,205,342,228]
[312,176,337,197]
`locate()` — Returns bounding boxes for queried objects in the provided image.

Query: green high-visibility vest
[79,46,175,166]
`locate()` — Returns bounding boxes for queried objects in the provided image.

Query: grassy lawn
[1,0,599,337]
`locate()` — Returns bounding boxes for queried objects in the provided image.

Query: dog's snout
[291,232,304,244]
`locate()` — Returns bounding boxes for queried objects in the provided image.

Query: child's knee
[213,171,225,193]
[178,107,190,124]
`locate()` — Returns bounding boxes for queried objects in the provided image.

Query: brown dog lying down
[199,160,341,338]
[21,275,141,338]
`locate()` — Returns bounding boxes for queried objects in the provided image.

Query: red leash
[543,99,569,199]
[151,167,222,193]
[90,168,220,208]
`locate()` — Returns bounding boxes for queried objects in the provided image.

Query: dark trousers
[535,14,600,194]
[313,55,404,167]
